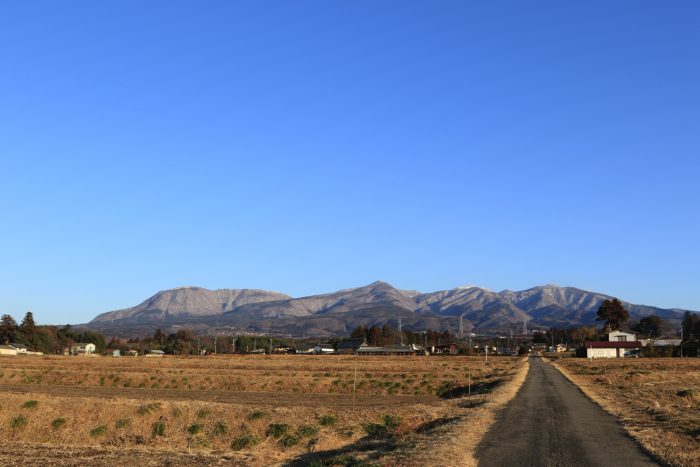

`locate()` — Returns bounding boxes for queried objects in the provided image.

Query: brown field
[0,354,526,466]
[554,358,700,467]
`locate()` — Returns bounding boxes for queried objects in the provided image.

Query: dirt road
[476,357,658,467]
[0,383,439,408]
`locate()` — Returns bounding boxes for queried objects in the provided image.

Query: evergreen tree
[596,298,629,331]
[633,315,664,339]
[0,314,18,344]
[20,311,37,338]
[681,311,696,341]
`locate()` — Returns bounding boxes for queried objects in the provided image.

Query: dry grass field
[554,358,700,467]
[0,354,525,466]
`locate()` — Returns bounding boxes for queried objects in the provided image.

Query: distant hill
[86,282,693,337]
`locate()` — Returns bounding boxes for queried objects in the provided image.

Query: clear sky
[1,1,698,324]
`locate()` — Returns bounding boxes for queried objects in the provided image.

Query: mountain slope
[86,282,694,337]
[90,287,291,323]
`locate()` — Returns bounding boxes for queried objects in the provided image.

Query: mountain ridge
[86,282,695,337]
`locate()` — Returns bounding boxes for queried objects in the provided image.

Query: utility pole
[398,318,403,346]
[214,336,217,354]
[459,315,464,338]
[352,357,358,413]
[269,338,272,355]
[253,337,257,352]
[468,366,471,396]
[196,339,200,356]
[231,336,236,354]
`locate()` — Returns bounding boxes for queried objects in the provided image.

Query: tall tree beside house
[20,311,37,338]
[0,314,18,344]
[633,315,665,339]
[681,311,697,341]
[596,298,629,332]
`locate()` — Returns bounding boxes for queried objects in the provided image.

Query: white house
[585,330,642,358]
[71,343,96,355]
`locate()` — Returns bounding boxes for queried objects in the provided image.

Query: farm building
[0,345,19,356]
[431,343,459,355]
[272,345,293,354]
[70,343,96,355]
[294,344,315,354]
[146,349,165,357]
[336,338,368,354]
[313,344,335,354]
[356,344,420,356]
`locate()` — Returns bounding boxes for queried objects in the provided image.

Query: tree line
[0,312,107,354]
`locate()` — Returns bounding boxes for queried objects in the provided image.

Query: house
[0,345,19,356]
[585,331,642,358]
[70,343,96,355]
[10,343,28,354]
[641,338,682,348]
[431,343,459,355]
[313,344,335,354]
[336,338,368,354]
[272,345,294,354]
[112,349,121,357]
[608,330,637,342]
[294,344,315,355]
[146,349,165,357]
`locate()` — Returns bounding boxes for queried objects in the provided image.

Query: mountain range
[86,282,693,337]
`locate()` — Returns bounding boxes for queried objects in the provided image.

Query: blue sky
[1,1,698,324]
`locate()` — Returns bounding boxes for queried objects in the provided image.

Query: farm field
[554,358,700,467]
[0,355,525,466]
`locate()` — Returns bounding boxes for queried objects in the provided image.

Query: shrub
[187,423,203,435]
[196,408,211,418]
[247,410,265,421]
[297,424,319,438]
[212,421,229,436]
[318,414,337,426]
[362,423,388,437]
[279,434,300,448]
[116,418,131,429]
[231,433,259,450]
[382,414,401,432]
[11,415,27,429]
[22,400,38,409]
[266,423,289,438]
[51,418,66,430]
[151,420,166,438]
[137,403,161,416]
[90,425,107,437]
